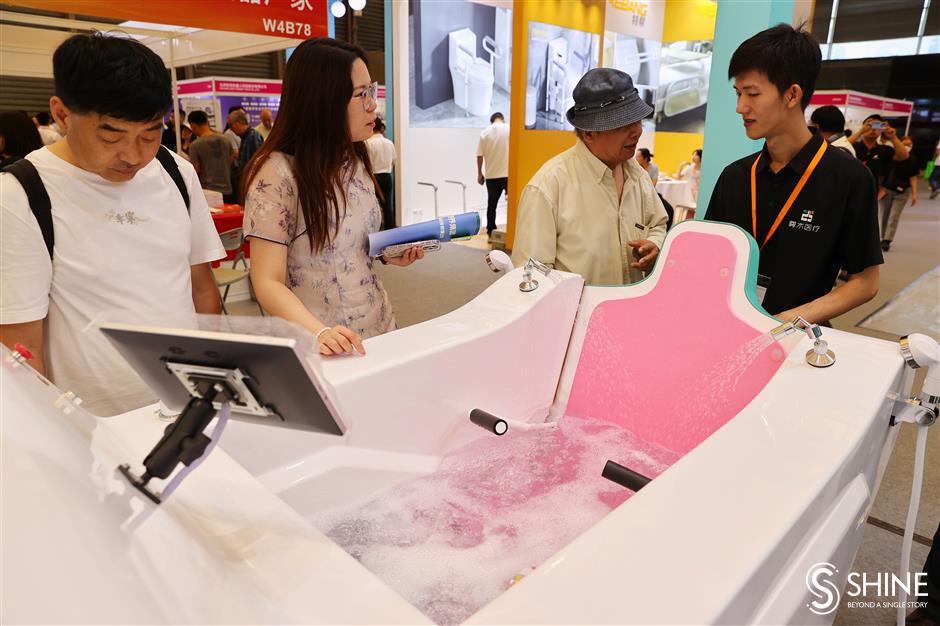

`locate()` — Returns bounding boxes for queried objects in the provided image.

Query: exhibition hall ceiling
[810,0,938,42]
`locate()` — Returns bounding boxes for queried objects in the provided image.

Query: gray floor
[227,180,940,624]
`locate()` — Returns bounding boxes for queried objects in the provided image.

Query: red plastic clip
[13,343,34,360]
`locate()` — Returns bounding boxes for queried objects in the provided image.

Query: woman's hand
[316,325,365,356]
[384,245,425,267]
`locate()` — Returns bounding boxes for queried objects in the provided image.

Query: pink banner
[214,80,281,94]
[883,100,913,113]
[847,93,884,109]
[810,93,847,106]
[178,80,214,95]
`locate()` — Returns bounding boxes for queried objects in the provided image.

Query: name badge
[756,273,772,305]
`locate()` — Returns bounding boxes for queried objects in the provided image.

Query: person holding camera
[848,114,910,191]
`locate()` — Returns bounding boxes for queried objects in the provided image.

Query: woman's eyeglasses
[352,82,378,111]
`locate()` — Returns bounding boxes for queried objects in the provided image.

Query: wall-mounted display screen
[655,39,713,133]
[410,0,513,128]
[524,21,600,131]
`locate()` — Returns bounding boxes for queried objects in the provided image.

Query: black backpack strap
[155,145,190,213]
[2,158,54,259]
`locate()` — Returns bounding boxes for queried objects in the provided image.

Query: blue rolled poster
[368,212,481,257]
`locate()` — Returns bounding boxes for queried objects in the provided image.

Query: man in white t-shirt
[0,32,225,416]
[476,112,510,236]
[365,117,397,229]
[33,111,63,145]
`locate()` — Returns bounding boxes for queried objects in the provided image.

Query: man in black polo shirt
[705,24,882,324]
[848,114,910,188]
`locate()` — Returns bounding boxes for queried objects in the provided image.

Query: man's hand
[627,239,659,271]
[882,125,896,139]
[848,121,871,144]
[384,245,425,267]
[477,173,485,185]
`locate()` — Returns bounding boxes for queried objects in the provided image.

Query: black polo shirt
[885,156,921,192]
[705,133,883,315]
[853,140,895,184]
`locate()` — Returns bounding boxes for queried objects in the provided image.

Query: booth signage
[883,100,913,114]
[178,80,215,95]
[810,93,848,106]
[214,80,282,94]
[4,0,327,39]
[847,93,884,109]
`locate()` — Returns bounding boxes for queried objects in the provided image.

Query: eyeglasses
[352,82,378,111]
[573,95,626,112]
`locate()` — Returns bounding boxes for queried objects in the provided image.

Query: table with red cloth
[210,203,249,266]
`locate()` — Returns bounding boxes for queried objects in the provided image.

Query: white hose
[897,424,929,626]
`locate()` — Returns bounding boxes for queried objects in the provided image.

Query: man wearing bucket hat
[511,68,667,285]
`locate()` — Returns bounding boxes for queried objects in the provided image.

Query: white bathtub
[1,221,916,625]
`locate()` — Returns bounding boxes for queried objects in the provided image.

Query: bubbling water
[310,416,678,625]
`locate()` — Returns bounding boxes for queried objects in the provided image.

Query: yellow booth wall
[662,0,716,43]
[506,0,606,249]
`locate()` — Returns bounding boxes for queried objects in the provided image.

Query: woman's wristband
[315,326,332,343]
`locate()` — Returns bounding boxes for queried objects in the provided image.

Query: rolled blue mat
[368,212,481,257]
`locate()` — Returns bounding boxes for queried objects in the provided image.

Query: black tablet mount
[119,361,276,504]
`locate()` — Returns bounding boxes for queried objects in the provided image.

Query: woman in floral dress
[241,38,422,356]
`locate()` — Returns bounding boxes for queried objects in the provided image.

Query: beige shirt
[512,139,668,285]
[254,123,271,141]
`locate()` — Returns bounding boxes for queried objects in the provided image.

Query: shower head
[485,250,513,273]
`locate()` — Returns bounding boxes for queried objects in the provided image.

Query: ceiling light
[330,1,346,18]
[348,0,366,10]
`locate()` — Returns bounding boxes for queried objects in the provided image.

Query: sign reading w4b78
[5,0,327,39]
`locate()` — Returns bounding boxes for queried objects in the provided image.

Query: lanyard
[750,140,828,249]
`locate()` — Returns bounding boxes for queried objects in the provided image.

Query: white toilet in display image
[448,28,495,117]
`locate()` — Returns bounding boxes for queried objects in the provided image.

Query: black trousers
[376,172,394,230]
[484,177,508,234]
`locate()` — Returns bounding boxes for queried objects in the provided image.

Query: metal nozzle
[770,316,816,341]
[520,258,552,292]
[770,317,836,367]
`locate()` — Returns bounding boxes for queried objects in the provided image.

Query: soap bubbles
[310,416,677,625]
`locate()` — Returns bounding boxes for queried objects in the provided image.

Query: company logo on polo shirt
[789,218,821,233]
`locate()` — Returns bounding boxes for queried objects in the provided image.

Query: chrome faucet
[770,316,836,368]
[519,258,552,292]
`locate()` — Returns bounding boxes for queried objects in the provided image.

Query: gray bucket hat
[566,68,654,132]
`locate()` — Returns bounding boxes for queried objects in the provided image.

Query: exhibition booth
[807,89,915,136]
[1,2,937,626]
